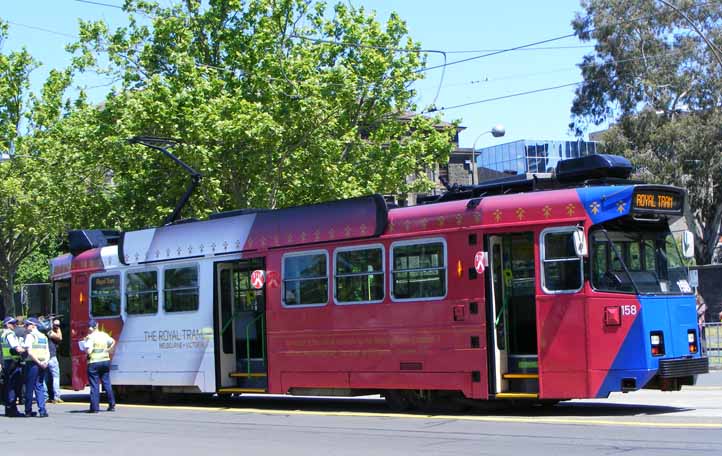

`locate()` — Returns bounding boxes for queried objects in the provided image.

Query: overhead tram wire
[416,0,715,74]
[421,81,582,114]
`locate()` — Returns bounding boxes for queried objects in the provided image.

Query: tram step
[229,372,268,378]
[502,373,539,380]
[495,392,539,399]
[218,387,267,394]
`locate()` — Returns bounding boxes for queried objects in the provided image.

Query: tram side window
[164,266,199,312]
[126,270,158,315]
[90,275,121,317]
[335,246,384,303]
[392,240,446,300]
[541,229,583,293]
[283,251,328,306]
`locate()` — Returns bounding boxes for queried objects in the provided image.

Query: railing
[245,313,266,375]
[702,322,722,369]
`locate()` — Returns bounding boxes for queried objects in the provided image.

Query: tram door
[215,258,267,392]
[53,280,72,386]
[487,233,538,397]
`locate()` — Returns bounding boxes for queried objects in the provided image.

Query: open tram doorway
[214,258,267,393]
[487,233,539,398]
[53,279,72,387]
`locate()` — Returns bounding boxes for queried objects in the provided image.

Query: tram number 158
[621,304,638,316]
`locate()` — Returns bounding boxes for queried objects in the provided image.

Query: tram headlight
[688,329,698,354]
[650,331,665,356]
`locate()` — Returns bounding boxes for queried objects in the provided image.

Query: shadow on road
[55,392,691,418]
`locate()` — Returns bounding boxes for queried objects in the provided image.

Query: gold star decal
[419,218,428,229]
[360,224,367,235]
[455,214,463,226]
[404,220,412,231]
[589,201,600,215]
[566,204,576,216]
[344,225,352,237]
[328,228,335,239]
[473,212,481,223]
[437,216,446,227]
[516,208,525,220]
[314,229,321,241]
[388,222,395,233]
[542,205,552,218]
[260,237,267,247]
[617,201,626,213]
[493,209,502,222]
[287,233,294,243]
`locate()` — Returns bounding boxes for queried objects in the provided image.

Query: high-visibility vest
[1,329,20,361]
[28,331,50,364]
[86,331,112,364]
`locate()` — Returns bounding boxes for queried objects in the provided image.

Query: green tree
[0,21,78,314]
[570,0,722,264]
[67,0,454,229]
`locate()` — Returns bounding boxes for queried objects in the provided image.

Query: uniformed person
[1,316,26,417]
[84,320,116,413]
[22,318,49,417]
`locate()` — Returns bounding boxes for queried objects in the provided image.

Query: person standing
[22,318,49,418]
[84,320,116,413]
[44,319,63,403]
[1,316,25,417]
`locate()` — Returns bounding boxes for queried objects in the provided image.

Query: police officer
[22,318,49,417]
[1,316,26,417]
[84,320,116,413]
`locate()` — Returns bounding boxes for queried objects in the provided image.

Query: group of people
[1,316,116,417]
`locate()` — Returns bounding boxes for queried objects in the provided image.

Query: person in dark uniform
[1,317,26,417]
[84,320,116,413]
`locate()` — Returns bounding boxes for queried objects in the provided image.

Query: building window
[126,270,158,315]
[391,239,446,300]
[90,274,121,318]
[283,251,328,307]
[335,245,384,304]
[164,266,199,312]
[541,228,584,293]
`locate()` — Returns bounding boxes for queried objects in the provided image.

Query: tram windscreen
[590,225,692,295]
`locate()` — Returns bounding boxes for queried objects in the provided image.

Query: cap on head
[25,317,40,327]
[2,316,17,326]
[88,319,98,329]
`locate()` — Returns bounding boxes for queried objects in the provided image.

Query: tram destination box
[632,186,684,215]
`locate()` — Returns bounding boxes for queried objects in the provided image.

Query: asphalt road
[3,378,721,456]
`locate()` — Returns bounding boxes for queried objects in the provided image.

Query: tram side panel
[264,231,488,399]
[110,260,216,393]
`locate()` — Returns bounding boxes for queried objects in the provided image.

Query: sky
[1,0,604,150]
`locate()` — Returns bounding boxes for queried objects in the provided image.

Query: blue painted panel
[576,186,634,225]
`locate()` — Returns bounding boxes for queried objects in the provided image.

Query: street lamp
[471,124,505,185]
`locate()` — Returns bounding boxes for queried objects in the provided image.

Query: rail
[245,313,266,375]
[702,322,722,369]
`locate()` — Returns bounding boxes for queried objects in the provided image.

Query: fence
[702,322,722,369]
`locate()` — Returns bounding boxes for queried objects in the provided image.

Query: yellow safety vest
[28,331,50,364]
[87,331,111,364]
[1,329,20,361]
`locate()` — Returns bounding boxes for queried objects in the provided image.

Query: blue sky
[2,0,603,149]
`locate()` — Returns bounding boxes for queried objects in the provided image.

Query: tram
[50,154,708,409]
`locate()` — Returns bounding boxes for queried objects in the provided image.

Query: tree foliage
[571,0,722,264]
[67,0,454,229]
[0,21,79,313]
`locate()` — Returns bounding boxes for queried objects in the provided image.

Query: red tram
[50,154,708,409]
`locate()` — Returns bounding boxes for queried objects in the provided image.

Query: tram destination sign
[632,187,684,215]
